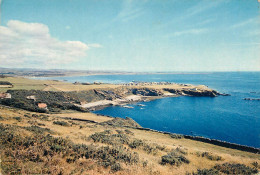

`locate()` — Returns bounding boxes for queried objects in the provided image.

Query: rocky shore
[79,86,229,111]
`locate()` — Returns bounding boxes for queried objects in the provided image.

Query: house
[38,103,47,109]
[0,93,11,99]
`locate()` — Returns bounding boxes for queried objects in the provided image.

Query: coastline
[67,112,260,153]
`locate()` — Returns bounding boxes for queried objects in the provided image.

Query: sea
[35,72,260,148]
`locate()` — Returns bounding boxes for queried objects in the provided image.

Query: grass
[0,105,259,174]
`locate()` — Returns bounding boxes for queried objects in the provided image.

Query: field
[0,77,121,92]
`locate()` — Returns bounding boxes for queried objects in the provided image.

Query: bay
[35,72,260,147]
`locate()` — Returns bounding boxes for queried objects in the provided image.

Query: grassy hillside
[0,106,259,175]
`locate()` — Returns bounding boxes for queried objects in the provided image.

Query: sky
[0,0,259,72]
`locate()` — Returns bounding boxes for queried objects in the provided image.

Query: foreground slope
[0,106,259,175]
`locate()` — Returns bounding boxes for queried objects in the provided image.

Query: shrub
[39,114,49,121]
[188,168,220,175]
[53,121,69,126]
[200,152,222,161]
[0,116,4,120]
[24,114,31,118]
[129,139,145,149]
[175,147,187,155]
[89,131,129,145]
[24,126,53,134]
[13,116,22,122]
[116,130,124,134]
[0,124,139,174]
[129,139,162,155]
[252,161,259,169]
[214,163,258,175]
[170,133,184,139]
[161,149,190,166]
[124,129,134,135]
[0,81,12,85]
[111,163,122,172]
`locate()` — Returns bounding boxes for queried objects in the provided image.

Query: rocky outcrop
[131,88,163,96]
[243,98,260,101]
[163,88,223,97]
[182,89,220,97]
[94,89,123,100]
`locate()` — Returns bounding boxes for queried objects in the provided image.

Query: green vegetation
[161,148,190,166]
[0,81,12,85]
[0,90,89,113]
[214,163,258,175]
[53,121,70,126]
[101,117,141,128]
[90,130,130,145]
[90,131,166,155]
[24,125,53,134]
[188,163,258,175]
[188,168,220,175]
[170,133,184,139]
[13,116,22,122]
[0,123,139,174]
[196,151,223,161]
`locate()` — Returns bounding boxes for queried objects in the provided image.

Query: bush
[129,139,144,149]
[0,81,12,85]
[13,116,22,122]
[188,168,220,175]
[170,133,184,139]
[214,163,258,175]
[111,163,122,172]
[53,121,69,126]
[161,149,190,166]
[124,129,134,135]
[200,152,222,161]
[0,124,139,174]
[90,131,129,145]
[252,161,259,169]
[24,126,53,134]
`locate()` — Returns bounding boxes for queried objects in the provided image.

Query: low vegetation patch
[23,125,53,134]
[161,148,190,166]
[53,120,70,126]
[0,81,12,85]
[188,168,220,175]
[101,117,141,128]
[214,163,258,175]
[90,131,165,155]
[0,123,140,174]
[90,130,129,145]
[13,116,22,122]
[170,133,184,139]
[0,90,89,113]
[196,151,223,161]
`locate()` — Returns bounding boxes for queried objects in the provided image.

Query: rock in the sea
[243,98,260,101]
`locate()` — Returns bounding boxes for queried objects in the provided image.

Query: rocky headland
[78,84,229,111]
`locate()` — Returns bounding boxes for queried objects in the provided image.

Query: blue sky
[0,0,259,72]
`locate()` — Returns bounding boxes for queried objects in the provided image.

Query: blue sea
[35,72,260,148]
